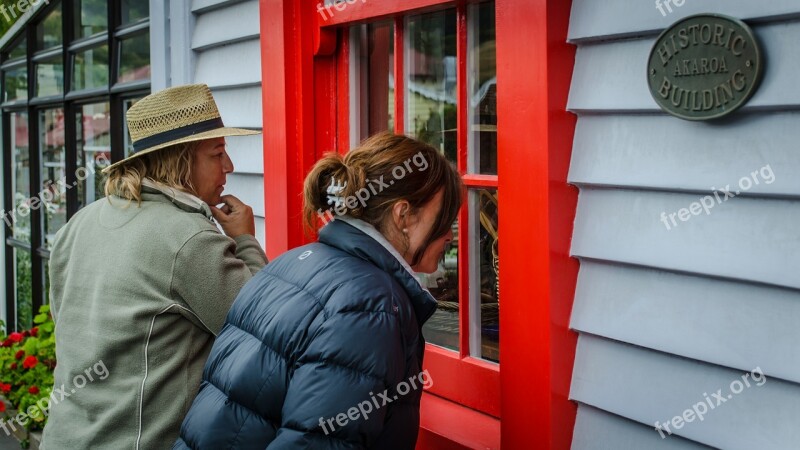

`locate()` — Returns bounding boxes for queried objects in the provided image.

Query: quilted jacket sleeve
[266,291,406,449]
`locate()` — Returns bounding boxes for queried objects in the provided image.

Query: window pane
[14,249,33,330]
[77,102,110,208]
[420,220,460,352]
[352,22,394,142]
[10,112,31,244]
[4,67,28,102]
[468,2,497,175]
[471,189,498,362]
[119,32,151,83]
[72,45,109,91]
[40,108,66,250]
[74,0,107,39]
[123,96,144,157]
[9,36,26,60]
[35,57,64,97]
[406,10,457,164]
[121,0,149,24]
[43,258,51,304]
[36,3,63,50]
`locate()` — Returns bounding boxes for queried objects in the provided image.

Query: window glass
[74,0,108,39]
[468,2,497,175]
[406,10,457,164]
[420,221,459,352]
[123,96,144,156]
[39,108,66,250]
[352,22,394,142]
[4,66,28,102]
[10,112,31,244]
[15,249,33,330]
[73,45,109,91]
[35,56,64,97]
[472,189,498,362]
[36,2,63,50]
[9,36,27,60]
[77,102,110,208]
[118,32,151,83]
[408,9,459,352]
[121,0,149,25]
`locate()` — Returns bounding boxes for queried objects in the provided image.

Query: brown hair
[104,142,198,205]
[304,132,463,266]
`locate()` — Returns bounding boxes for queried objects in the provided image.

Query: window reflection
[77,102,110,208]
[406,10,457,164]
[39,108,66,250]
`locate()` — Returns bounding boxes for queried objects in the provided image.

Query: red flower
[8,333,23,343]
[21,331,30,338]
[14,350,24,360]
[1,339,11,348]
[0,383,10,393]
[28,386,39,395]
[30,328,38,337]
[9,363,17,370]
[0,402,5,412]
[22,356,38,370]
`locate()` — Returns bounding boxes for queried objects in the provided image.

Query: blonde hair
[104,142,198,205]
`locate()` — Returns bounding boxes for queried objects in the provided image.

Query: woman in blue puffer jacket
[174,132,463,449]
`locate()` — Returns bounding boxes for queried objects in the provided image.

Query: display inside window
[473,189,498,362]
[11,112,31,244]
[4,66,28,102]
[406,10,457,164]
[76,102,110,208]
[118,32,151,83]
[352,21,394,142]
[468,2,497,175]
[35,57,64,97]
[121,0,149,25]
[72,45,109,91]
[74,0,108,39]
[36,2,63,50]
[420,220,459,352]
[39,108,66,250]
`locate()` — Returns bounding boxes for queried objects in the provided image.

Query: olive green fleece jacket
[40,180,268,450]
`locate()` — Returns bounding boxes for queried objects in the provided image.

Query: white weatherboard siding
[566,1,800,448]
[152,0,265,247]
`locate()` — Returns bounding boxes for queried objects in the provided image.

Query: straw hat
[102,84,260,173]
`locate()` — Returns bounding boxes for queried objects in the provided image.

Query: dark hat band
[132,117,225,153]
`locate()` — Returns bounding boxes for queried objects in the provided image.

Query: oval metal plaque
[647,13,763,121]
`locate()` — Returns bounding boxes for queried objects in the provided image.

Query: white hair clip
[326,177,347,208]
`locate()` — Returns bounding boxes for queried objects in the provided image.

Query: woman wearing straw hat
[40,84,268,449]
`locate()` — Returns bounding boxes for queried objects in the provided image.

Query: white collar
[141,178,212,218]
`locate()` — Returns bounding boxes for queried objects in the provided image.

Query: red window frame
[323,0,501,418]
[261,0,579,448]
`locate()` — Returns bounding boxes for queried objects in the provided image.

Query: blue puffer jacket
[174,218,437,449]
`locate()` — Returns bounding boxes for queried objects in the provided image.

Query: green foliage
[0,305,56,433]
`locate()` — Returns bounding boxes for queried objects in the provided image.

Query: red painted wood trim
[423,345,500,418]
[496,0,579,449]
[462,174,498,188]
[337,27,351,154]
[416,392,501,450]
[319,0,455,27]
[261,0,320,257]
[393,16,405,135]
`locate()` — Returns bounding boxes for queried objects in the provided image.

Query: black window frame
[1,0,150,332]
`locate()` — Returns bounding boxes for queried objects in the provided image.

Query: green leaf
[33,314,47,324]
[41,322,54,333]
[38,305,50,314]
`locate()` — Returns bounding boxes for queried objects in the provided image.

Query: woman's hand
[210,195,256,238]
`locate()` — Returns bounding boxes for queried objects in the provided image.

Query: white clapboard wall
[151,0,265,247]
[566,1,800,449]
